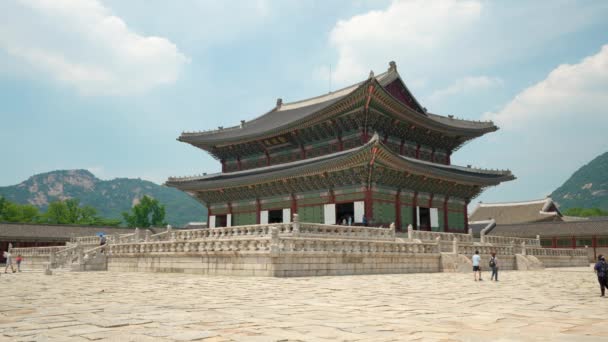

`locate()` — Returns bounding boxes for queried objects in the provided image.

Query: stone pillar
[435,236,441,253]
[453,237,459,254]
[49,250,56,267]
[292,213,300,235]
[145,230,151,242]
[270,226,279,256]
[134,227,141,242]
[468,228,473,236]
[521,242,526,256]
[389,222,396,238]
[407,224,413,241]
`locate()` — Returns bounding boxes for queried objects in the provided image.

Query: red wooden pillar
[383,134,388,144]
[207,206,212,228]
[291,194,297,215]
[221,160,226,173]
[431,148,435,163]
[364,187,373,224]
[265,151,270,166]
[255,198,261,224]
[446,152,451,165]
[300,144,306,159]
[412,192,418,230]
[572,236,576,249]
[465,202,470,233]
[227,202,233,226]
[552,237,557,248]
[415,144,420,159]
[395,190,401,231]
[443,197,449,232]
[237,157,242,171]
[338,136,344,151]
[592,235,598,260]
[399,139,405,155]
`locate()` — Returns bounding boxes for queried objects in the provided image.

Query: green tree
[41,199,121,226]
[563,207,608,217]
[0,196,41,223]
[122,195,167,228]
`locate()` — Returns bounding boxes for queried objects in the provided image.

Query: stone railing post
[292,213,300,235]
[468,228,473,236]
[407,224,413,241]
[521,242,526,256]
[134,227,141,242]
[453,237,459,254]
[389,222,396,238]
[145,230,151,242]
[435,236,441,252]
[49,250,56,267]
[270,226,279,256]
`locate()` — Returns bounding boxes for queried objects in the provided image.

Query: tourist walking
[4,251,15,273]
[472,250,482,281]
[489,252,498,281]
[15,254,22,272]
[594,255,608,297]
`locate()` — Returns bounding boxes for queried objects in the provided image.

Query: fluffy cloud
[465,45,608,203]
[484,45,608,130]
[0,0,189,95]
[321,0,482,85]
[427,76,503,104]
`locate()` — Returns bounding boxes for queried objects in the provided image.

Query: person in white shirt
[472,250,482,281]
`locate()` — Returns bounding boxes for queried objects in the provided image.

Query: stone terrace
[0,267,605,341]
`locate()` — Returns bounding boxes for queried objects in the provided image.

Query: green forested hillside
[552,152,608,211]
[0,170,206,227]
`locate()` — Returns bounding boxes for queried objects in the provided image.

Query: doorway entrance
[336,202,355,225]
[216,214,228,227]
[268,209,283,223]
[418,207,430,230]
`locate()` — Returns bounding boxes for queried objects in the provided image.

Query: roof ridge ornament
[388,61,397,72]
[276,98,283,108]
[368,70,375,79]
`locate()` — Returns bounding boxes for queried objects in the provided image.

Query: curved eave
[166,135,514,192]
[370,77,498,137]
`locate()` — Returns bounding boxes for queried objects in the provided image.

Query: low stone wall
[108,254,274,276]
[534,255,588,268]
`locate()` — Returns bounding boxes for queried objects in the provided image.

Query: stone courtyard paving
[0,267,605,342]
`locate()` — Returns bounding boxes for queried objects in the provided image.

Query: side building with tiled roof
[167,61,514,231]
[469,198,562,225]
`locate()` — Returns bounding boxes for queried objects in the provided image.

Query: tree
[122,195,167,228]
[0,196,41,223]
[563,207,608,217]
[40,199,121,226]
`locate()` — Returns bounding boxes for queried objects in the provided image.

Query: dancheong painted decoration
[166,61,515,231]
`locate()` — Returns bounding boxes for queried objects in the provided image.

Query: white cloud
[484,45,608,130]
[427,76,503,103]
[464,44,608,204]
[323,0,482,85]
[0,0,189,95]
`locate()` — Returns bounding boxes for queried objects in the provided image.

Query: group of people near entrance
[2,250,22,275]
[471,250,499,282]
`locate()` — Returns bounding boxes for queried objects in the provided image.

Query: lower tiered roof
[167,134,514,203]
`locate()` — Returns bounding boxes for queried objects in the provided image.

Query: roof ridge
[478,198,551,207]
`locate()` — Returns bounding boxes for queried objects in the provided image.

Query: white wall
[282,208,291,223]
[324,204,336,224]
[260,210,269,224]
[354,201,365,223]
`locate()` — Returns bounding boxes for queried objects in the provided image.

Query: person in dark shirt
[594,255,608,297]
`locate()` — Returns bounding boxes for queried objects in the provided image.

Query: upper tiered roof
[469,198,563,225]
[179,62,497,151]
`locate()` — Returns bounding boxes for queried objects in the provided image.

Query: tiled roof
[179,62,496,146]
[469,198,562,225]
[0,223,158,241]
[167,134,514,191]
[489,219,608,238]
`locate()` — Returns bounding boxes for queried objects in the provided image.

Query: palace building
[167,62,514,231]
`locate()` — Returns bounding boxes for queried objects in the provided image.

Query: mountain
[552,152,608,210]
[0,170,207,227]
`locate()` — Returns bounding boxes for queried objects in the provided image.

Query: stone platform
[0,267,605,341]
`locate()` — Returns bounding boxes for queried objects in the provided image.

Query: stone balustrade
[297,223,394,240]
[458,244,514,256]
[526,247,586,257]
[70,235,101,245]
[10,246,65,257]
[279,237,439,254]
[483,235,540,246]
[109,237,273,255]
[409,229,473,243]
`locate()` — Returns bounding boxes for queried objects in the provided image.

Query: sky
[1,0,607,207]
